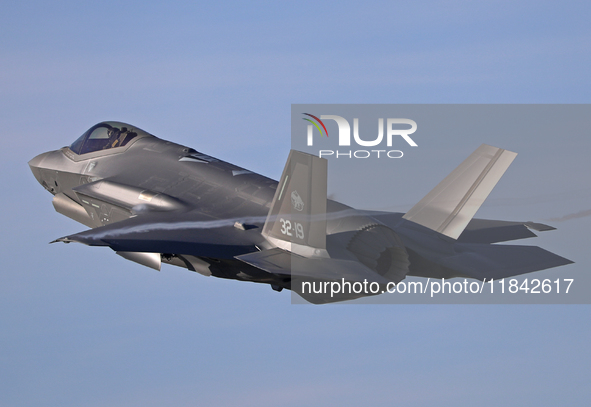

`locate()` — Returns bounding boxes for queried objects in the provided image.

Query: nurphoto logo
[302,113,418,158]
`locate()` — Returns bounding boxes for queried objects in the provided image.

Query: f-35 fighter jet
[29,121,572,303]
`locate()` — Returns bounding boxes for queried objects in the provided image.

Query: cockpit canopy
[70,121,151,155]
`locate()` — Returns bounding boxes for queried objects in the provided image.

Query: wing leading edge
[51,211,265,259]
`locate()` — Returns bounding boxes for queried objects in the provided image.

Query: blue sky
[1,1,590,406]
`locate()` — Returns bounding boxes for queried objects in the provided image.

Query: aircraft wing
[52,211,265,259]
[236,248,389,283]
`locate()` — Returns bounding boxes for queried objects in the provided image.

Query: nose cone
[28,151,51,185]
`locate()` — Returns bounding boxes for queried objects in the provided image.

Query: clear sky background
[1,1,590,406]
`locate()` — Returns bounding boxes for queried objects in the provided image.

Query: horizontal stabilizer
[236,248,389,284]
[439,244,573,280]
[403,144,517,239]
[458,219,557,243]
[458,219,538,243]
[368,212,556,244]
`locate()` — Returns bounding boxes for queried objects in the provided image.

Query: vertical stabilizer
[403,144,517,239]
[262,150,327,250]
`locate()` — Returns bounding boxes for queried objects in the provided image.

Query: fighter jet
[29,121,573,303]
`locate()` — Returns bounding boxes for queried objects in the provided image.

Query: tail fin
[403,144,517,239]
[262,150,327,250]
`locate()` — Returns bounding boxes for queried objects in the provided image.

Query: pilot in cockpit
[106,127,122,149]
[104,127,129,149]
